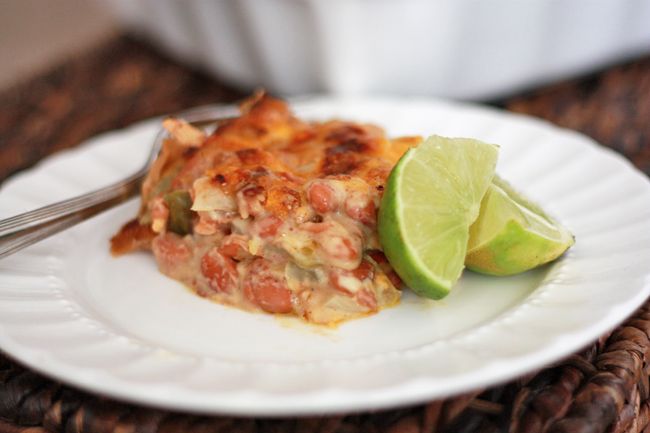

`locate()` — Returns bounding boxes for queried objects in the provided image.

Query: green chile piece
[163,190,193,235]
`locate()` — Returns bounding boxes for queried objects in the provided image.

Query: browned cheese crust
[111,94,422,324]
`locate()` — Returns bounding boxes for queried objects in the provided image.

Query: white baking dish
[103,0,650,99]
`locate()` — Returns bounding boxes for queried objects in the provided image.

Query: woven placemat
[0,36,649,433]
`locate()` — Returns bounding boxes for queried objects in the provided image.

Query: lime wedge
[466,176,574,276]
[378,135,499,299]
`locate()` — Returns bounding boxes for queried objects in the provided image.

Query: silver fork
[0,105,239,259]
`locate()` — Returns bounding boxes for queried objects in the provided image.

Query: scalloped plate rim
[0,96,649,416]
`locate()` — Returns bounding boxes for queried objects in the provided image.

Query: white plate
[1,97,650,416]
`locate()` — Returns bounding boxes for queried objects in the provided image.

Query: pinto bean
[201,248,238,293]
[307,182,338,214]
[345,198,376,226]
[243,259,293,314]
[152,233,191,272]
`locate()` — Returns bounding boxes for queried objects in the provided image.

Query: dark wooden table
[1,35,649,433]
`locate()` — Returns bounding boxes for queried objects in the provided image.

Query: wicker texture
[0,36,649,433]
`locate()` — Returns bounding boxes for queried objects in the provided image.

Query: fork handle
[0,173,143,259]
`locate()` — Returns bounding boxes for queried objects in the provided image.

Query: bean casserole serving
[111,94,419,324]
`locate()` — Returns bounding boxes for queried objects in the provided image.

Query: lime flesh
[466,176,574,276]
[378,135,499,299]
